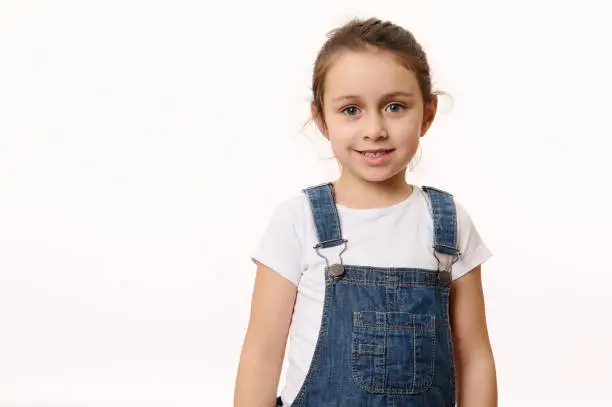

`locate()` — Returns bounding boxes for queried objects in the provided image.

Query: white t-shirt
[251,185,492,406]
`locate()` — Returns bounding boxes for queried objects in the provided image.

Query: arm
[450,266,498,406]
[234,262,297,407]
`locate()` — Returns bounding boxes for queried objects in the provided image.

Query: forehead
[324,49,420,100]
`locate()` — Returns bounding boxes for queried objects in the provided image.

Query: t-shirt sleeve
[451,200,493,280]
[251,198,303,287]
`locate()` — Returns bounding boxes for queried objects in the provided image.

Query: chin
[356,170,400,183]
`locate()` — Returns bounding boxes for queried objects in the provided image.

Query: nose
[364,115,388,141]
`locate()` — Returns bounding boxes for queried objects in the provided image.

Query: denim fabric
[279,183,459,407]
[304,182,346,249]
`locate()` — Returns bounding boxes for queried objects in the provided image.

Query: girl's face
[314,49,436,184]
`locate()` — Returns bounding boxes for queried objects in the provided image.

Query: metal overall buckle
[433,248,459,286]
[314,239,348,280]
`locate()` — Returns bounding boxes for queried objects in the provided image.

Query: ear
[311,103,329,139]
[420,94,438,137]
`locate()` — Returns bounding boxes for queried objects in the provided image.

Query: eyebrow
[331,91,417,102]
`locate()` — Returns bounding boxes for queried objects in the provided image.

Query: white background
[1,0,611,406]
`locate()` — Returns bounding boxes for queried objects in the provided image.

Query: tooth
[363,151,385,157]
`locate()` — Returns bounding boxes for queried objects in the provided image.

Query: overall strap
[303,183,345,249]
[422,186,460,257]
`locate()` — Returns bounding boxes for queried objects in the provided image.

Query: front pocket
[351,311,436,395]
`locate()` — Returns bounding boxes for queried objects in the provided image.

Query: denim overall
[277,183,460,407]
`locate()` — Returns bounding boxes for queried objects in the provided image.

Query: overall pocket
[351,311,436,395]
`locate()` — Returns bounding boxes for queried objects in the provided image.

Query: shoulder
[418,185,468,218]
[270,191,311,223]
[252,191,312,287]
[420,185,453,196]
[418,186,492,279]
[419,185,456,205]
[260,190,313,245]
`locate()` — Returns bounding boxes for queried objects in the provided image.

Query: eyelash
[341,103,406,116]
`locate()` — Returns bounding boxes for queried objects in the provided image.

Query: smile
[355,149,395,165]
[360,150,392,157]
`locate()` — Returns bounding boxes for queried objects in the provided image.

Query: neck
[332,170,413,210]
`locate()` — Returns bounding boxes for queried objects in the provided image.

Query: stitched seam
[383,311,388,392]
[354,343,384,355]
[326,183,342,240]
[303,188,325,246]
[390,314,436,395]
[445,291,456,406]
[425,188,461,256]
[452,196,461,261]
[354,324,433,332]
[350,312,437,396]
[411,314,417,393]
[290,271,333,406]
[339,265,441,273]
[351,330,386,394]
[423,187,438,252]
[427,315,437,390]
[339,280,442,288]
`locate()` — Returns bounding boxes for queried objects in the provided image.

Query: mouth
[356,149,395,158]
[355,148,395,166]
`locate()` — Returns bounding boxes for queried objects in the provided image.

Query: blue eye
[386,103,405,113]
[341,106,360,116]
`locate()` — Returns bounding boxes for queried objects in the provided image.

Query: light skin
[313,47,436,209]
[234,48,497,407]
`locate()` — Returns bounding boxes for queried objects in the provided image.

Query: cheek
[326,120,355,145]
[389,121,422,142]
[329,134,353,155]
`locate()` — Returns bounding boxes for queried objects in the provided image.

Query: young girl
[235,17,497,407]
